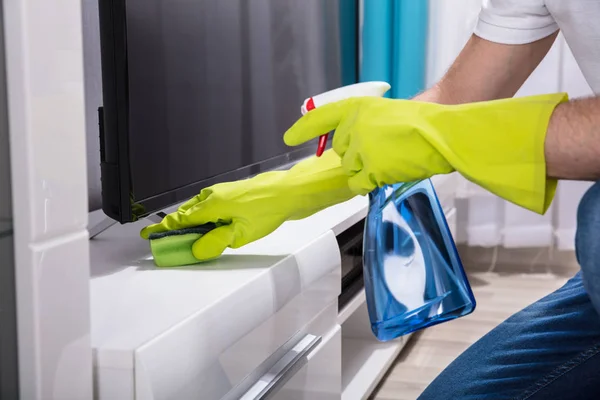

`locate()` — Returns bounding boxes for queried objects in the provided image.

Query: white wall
[426,0,482,88]
[4,0,93,398]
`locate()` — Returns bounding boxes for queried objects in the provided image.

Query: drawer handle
[239,334,322,400]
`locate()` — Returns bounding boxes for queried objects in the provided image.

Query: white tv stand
[88,173,458,400]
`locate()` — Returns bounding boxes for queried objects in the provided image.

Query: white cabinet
[89,193,362,400]
[89,172,459,400]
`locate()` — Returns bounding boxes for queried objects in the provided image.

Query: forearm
[415,33,558,105]
[546,96,600,180]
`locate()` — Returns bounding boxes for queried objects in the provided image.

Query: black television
[97,0,358,223]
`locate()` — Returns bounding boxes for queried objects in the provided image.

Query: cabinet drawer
[132,253,341,400]
[93,228,343,400]
[271,325,342,400]
[234,324,342,400]
[220,303,340,400]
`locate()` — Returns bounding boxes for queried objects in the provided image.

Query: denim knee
[576,181,600,314]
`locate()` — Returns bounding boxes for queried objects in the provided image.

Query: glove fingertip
[192,240,226,261]
[140,224,161,240]
[192,226,235,261]
[283,128,305,147]
[284,102,347,147]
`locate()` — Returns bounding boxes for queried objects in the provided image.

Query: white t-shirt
[474,0,600,94]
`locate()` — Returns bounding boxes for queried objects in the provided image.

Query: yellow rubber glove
[140,150,354,260]
[284,93,568,214]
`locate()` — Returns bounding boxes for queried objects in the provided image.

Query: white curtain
[426,0,594,251]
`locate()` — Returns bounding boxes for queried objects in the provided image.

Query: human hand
[284,93,568,214]
[140,150,355,261]
[284,97,454,194]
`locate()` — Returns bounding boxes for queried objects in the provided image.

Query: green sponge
[148,224,217,267]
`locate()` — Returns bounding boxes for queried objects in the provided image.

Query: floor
[371,246,580,400]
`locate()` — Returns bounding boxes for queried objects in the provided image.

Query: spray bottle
[301,82,476,342]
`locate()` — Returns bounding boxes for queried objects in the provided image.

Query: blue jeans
[419,181,600,400]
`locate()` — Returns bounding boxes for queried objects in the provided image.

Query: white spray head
[301,81,391,115]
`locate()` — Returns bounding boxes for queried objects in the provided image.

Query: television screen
[98,0,358,223]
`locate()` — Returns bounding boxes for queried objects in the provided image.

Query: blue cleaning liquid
[363,179,476,342]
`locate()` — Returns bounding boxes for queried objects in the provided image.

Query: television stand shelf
[88,213,164,239]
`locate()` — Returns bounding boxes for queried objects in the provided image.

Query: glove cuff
[446,93,568,214]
